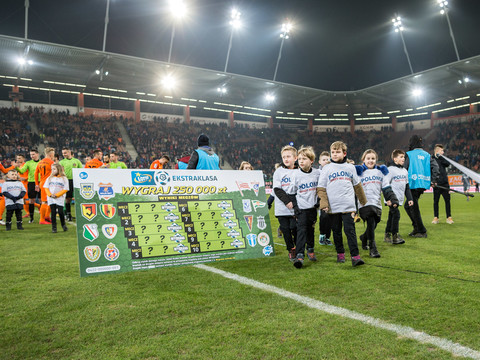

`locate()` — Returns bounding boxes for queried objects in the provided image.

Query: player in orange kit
[150,155,170,169]
[34,147,55,224]
[85,149,106,168]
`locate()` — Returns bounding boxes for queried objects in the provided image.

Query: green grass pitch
[1,193,479,359]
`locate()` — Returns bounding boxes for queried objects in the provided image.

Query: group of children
[1,159,69,233]
[273,141,412,268]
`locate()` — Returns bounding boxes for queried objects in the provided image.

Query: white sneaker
[0,220,5,225]
[432,217,439,224]
[446,217,454,224]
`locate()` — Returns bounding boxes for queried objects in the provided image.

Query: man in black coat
[431,144,453,224]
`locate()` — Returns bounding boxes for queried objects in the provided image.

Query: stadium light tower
[168,0,187,63]
[102,0,111,52]
[392,16,414,75]
[224,8,242,73]
[438,0,460,61]
[24,0,29,39]
[273,21,292,82]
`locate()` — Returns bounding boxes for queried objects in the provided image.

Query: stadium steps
[115,120,138,161]
[27,118,44,154]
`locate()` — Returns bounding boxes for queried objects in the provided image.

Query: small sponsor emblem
[154,171,170,185]
[100,204,116,219]
[236,181,250,196]
[252,200,266,212]
[81,203,97,221]
[227,230,241,238]
[217,201,231,209]
[84,245,101,262]
[79,172,88,179]
[246,233,257,247]
[257,216,266,230]
[98,183,115,200]
[224,220,238,229]
[83,224,99,242]
[171,233,186,243]
[242,199,252,213]
[230,239,244,248]
[221,210,234,219]
[244,215,254,232]
[131,171,155,185]
[257,232,270,246]
[167,223,182,232]
[80,183,94,199]
[102,224,118,239]
[263,245,274,256]
[161,202,176,212]
[174,244,189,253]
[250,181,260,196]
[104,242,120,261]
[165,213,180,222]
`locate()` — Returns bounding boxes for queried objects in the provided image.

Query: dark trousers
[50,204,66,229]
[404,188,427,234]
[433,187,451,218]
[319,209,331,238]
[295,208,317,256]
[385,206,401,234]
[277,216,297,251]
[6,208,22,224]
[329,212,359,257]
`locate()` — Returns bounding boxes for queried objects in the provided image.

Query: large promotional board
[73,169,274,277]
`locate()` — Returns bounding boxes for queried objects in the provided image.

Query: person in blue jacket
[404,135,439,238]
[187,134,220,170]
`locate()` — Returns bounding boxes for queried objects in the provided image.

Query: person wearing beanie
[186,134,221,170]
[404,134,439,238]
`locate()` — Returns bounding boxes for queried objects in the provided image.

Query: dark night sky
[1,0,479,91]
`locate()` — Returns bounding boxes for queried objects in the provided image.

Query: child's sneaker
[288,248,296,262]
[351,255,365,267]
[392,234,405,245]
[62,225,68,232]
[293,253,304,269]
[337,253,345,263]
[432,217,439,224]
[0,220,5,225]
[446,217,454,224]
[384,233,392,243]
[325,238,333,246]
[359,234,369,250]
[319,234,326,245]
[307,248,317,262]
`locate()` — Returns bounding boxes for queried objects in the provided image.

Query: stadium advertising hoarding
[73,169,274,277]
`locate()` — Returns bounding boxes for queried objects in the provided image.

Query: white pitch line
[195,264,480,360]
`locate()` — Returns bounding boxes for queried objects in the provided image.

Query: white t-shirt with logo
[318,162,359,213]
[44,176,69,206]
[359,168,390,209]
[387,166,409,206]
[273,167,296,216]
[294,168,320,210]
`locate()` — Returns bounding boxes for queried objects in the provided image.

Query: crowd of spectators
[1,106,480,178]
[431,117,480,171]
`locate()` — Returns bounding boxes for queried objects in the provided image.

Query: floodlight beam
[168,24,176,63]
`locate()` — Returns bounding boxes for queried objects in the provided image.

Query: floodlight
[464,77,470,83]
[265,93,275,102]
[392,14,413,74]
[437,0,460,60]
[162,75,176,89]
[18,57,26,65]
[95,69,100,75]
[412,88,423,97]
[217,87,227,94]
[104,71,109,76]
[229,8,242,29]
[169,0,187,19]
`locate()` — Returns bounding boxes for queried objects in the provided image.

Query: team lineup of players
[0,147,171,230]
[272,137,441,269]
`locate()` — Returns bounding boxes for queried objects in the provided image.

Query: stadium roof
[1,34,479,122]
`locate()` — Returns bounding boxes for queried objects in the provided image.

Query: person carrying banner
[431,144,453,224]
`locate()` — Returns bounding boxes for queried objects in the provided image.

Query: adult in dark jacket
[431,144,453,224]
[187,134,220,170]
[404,135,440,238]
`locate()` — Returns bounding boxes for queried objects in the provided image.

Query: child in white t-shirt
[317,141,367,267]
[44,163,69,233]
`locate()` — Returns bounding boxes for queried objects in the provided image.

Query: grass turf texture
[1,193,479,359]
